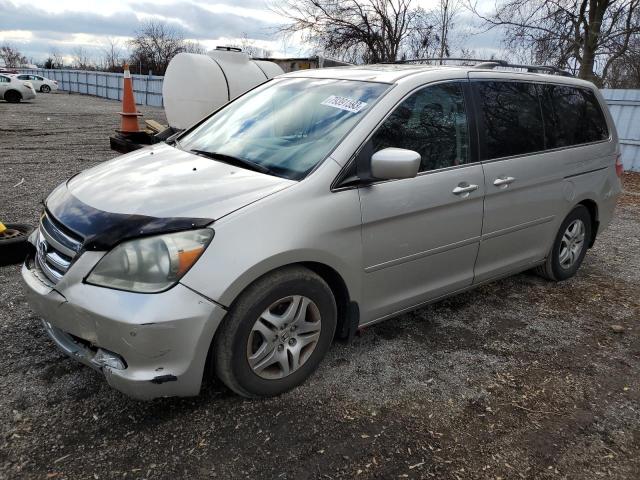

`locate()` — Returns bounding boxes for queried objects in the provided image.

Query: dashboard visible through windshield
[178,78,390,180]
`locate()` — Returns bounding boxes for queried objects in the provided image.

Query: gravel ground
[1,93,639,480]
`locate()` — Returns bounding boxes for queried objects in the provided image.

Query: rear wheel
[40,85,51,93]
[4,90,21,103]
[536,205,592,281]
[213,266,337,398]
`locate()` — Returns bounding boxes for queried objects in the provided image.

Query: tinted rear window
[541,85,608,147]
[475,81,545,159]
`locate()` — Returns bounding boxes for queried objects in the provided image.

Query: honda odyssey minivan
[22,63,622,399]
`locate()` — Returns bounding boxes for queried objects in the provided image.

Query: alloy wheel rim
[247,295,322,380]
[559,219,585,269]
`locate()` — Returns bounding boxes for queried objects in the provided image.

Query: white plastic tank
[162,47,284,130]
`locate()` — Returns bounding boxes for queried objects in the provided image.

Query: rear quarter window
[475,81,545,160]
[541,85,609,147]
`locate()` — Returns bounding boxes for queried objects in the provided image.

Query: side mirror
[370,148,421,180]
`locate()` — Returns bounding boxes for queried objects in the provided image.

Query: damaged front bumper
[21,251,227,400]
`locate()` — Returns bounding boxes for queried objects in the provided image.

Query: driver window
[371,82,469,172]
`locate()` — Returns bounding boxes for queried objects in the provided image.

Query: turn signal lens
[177,248,205,276]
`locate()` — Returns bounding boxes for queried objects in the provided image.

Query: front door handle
[452,183,479,196]
[493,176,516,187]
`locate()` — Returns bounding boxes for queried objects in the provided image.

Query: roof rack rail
[392,57,573,77]
[395,57,499,65]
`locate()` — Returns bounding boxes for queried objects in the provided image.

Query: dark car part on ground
[109,126,181,154]
[0,223,34,267]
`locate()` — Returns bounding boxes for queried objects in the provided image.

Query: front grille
[36,213,83,284]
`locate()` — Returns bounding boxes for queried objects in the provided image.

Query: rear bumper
[22,89,36,100]
[22,258,227,400]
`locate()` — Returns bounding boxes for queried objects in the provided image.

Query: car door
[31,76,43,90]
[470,75,566,282]
[358,81,485,323]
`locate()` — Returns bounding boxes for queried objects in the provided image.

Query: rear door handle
[452,184,479,196]
[493,176,515,187]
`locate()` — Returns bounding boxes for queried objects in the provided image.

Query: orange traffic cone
[118,63,142,133]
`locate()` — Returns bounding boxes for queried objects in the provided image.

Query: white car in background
[0,74,36,102]
[16,74,58,93]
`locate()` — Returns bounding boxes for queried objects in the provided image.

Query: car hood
[65,143,296,219]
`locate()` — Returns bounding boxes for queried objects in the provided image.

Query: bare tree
[404,0,464,62]
[432,0,463,62]
[128,20,204,74]
[604,30,640,86]
[404,9,438,59]
[227,33,273,57]
[467,0,640,84]
[101,37,123,72]
[46,47,64,69]
[272,0,422,63]
[183,41,206,55]
[72,46,93,69]
[0,44,27,67]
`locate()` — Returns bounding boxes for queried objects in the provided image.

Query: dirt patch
[1,93,639,479]
[620,172,640,207]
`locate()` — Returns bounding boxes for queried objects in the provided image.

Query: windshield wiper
[190,149,273,175]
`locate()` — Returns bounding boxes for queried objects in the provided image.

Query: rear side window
[541,85,608,147]
[371,82,469,172]
[475,81,544,159]
[0,76,9,83]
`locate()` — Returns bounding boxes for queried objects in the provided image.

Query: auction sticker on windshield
[321,96,368,113]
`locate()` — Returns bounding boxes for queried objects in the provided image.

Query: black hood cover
[46,183,213,251]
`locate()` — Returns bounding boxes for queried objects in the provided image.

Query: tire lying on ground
[0,224,34,267]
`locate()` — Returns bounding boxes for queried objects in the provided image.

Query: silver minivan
[22,64,623,399]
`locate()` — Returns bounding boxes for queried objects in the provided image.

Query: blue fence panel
[18,68,164,108]
[601,88,640,172]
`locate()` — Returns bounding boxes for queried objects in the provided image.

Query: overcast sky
[0,0,502,64]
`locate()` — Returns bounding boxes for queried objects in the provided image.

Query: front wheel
[213,266,337,398]
[536,205,592,281]
[41,85,51,93]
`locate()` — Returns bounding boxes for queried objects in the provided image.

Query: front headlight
[86,229,213,293]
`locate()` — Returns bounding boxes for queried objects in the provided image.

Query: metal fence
[601,89,640,172]
[18,68,164,107]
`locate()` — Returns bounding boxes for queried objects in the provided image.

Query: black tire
[41,85,51,93]
[4,90,21,103]
[214,266,337,398]
[535,205,592,281]
[0,223,34,267]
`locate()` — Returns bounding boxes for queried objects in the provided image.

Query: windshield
[178,78,390,180]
